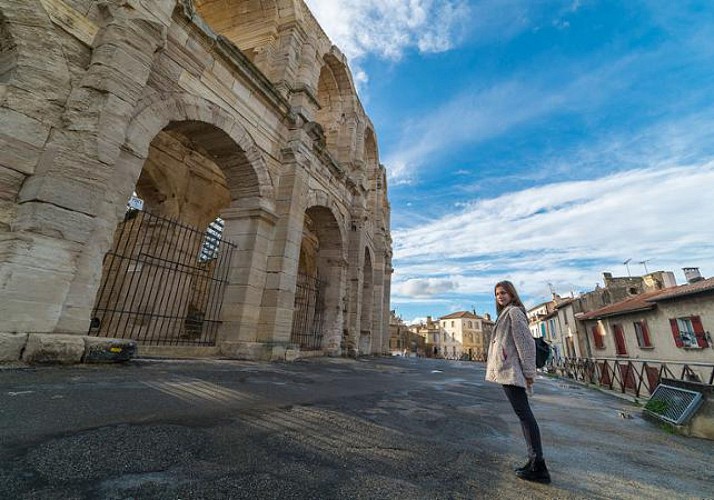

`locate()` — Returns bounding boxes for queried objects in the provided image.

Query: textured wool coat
[485,304,536,388]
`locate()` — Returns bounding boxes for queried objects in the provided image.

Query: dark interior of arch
[164,120,261,201]
[306,205,342,253]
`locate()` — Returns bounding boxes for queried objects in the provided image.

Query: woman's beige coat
[485,304,536,388]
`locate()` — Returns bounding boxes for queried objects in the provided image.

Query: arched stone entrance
[290,205,345,354]
[89,94,275,351]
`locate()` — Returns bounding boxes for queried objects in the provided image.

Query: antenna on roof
[638,259,652,274]
[623,258,632,277]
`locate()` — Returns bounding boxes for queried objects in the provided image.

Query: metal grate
[290,273,324,350]
[644,384,704,425]
[89,210,236,346]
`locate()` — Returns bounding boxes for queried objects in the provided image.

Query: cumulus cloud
[391,162,714,303]
[394,277,459,298]
[303,0,470,61]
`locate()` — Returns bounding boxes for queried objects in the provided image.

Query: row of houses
[388,311,494,361]
[528,267,714,382]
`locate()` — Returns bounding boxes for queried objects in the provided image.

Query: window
[633,321,652,348]
[451,321,454,327]
[591,324,605,349]
[612,324,627,356]
[468,321,472,328]
[670,316,709,348]
[549,319,557,339]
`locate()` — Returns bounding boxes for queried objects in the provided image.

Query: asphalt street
[1,357,712,499]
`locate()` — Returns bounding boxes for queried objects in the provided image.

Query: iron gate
[290,273,324,350]
[89,210,236,346]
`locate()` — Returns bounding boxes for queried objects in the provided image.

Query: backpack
[535,337,551,369]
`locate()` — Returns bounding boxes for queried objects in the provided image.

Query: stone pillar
[3,4,169,335]
[345,209,366,357]
[381,261,394,354]
[371,251,387,356]
[269,22,307,96]
[218,197,277,354]
[253,145,309,357]
[320,248,348,357]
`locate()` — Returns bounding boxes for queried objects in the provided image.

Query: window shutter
[691,316,709,348]
[670,319,684,348]
[591,325,603,349]
[641,321,651,347]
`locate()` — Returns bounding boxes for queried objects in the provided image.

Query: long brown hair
[494,280,526,316]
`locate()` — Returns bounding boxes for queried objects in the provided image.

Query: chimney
[683,267,704,284]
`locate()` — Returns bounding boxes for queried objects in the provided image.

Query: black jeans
[502,385,543,461]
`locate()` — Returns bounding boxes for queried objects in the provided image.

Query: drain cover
[644,384,704,425]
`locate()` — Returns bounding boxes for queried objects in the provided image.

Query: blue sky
[304,0,714,322]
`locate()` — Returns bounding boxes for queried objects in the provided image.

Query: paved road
[1,357,712,499]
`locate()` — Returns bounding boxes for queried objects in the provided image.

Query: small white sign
[128,196,144,211]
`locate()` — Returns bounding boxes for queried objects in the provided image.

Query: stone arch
[125,92,274,205]
[316,52,358,163]
[90,93,275,345]
[192,0,301,80]
[291,200,346,354]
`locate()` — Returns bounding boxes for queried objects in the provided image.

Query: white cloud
[303,0,470,61]
[391,162,714,303]
[394,277,459,298]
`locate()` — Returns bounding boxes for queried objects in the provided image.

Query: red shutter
[670,319,684,348]
[592,325,603,349]
[640,321,652,347]
[691,316,709,348]
[613,324,627,355]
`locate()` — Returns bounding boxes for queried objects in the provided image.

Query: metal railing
[551,357,714,398]
[290,273,324,350]
[90,210,236,346]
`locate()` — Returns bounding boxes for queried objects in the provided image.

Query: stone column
[253,144,310,358]
[344,208,366,356]
[381,261,394,354]
[3,3,170,335]
[218,197,277,356]
[319,248,348,357]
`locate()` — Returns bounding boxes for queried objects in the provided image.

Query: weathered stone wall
[0,0,392,363]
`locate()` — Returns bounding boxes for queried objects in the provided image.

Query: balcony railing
[551,357,714,398]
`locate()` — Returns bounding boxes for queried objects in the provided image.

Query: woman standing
[485,280,551,484]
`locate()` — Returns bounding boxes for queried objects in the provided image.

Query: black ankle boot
[514,458,532,473]
[515,458,551,484]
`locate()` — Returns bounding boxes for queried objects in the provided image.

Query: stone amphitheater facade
[0,0,392,362]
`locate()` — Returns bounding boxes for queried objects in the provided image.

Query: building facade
[579,276,714,382]
[0,0,392,362]
[438,311,493,361]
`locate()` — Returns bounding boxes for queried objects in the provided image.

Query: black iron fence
[551,357,714,398]
[89,210,236,346]
[290,273,323,350]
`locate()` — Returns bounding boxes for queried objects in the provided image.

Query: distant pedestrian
[485,280,550,484]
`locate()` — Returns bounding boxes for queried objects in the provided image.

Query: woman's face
[495,286,512,307]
